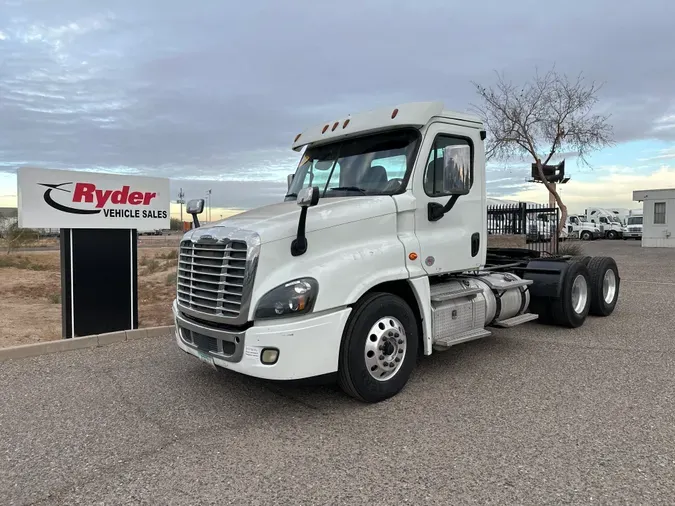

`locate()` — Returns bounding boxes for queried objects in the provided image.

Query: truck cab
[564,214,601,240]
[585,207,624,239]
[173,101,621,403]
[623,213,643,240]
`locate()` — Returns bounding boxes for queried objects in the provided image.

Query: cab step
[490,312,539,328]
[433,328,492,350]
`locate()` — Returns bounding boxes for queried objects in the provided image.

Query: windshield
[285,128,421,200]
[579,216,588,222]
[627,216,643,225]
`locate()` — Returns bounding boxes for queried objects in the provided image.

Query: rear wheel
[586,256,620,316]
[338,292,418,403]
[569,255,591,266]
[548,260,592,328]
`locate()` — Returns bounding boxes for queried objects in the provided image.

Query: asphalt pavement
[2,240,675,505]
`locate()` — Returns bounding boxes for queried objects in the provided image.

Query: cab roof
[291,101,484,151]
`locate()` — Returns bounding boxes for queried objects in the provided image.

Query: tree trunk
[535,160,568,241]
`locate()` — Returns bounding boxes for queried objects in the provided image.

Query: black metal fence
[487,202,560,255]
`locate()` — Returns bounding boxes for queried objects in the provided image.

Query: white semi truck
[585,207,624,239]
[173,102,621,403]
[623,212,643,240]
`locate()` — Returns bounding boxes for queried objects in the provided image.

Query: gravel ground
[2,240,674,505]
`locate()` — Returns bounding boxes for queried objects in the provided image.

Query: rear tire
[549,260,592,328]
[569,255,591,266]
[338,292,418,403]
[586,256,620,316]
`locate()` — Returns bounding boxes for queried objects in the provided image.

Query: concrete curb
[0,325,175,362]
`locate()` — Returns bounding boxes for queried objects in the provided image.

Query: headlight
[254,278,318,320]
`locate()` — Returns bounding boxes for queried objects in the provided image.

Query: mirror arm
[427,194,462,222]
[191,213,200,229]
[291,207,309,256]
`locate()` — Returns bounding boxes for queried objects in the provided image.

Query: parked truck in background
[173,102,621,403]
[623,212,643,240]
[563,214,602,241]
[584,207,624,239]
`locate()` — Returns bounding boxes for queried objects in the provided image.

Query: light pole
[178,188,185,223]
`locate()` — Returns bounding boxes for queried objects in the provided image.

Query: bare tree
[470,66,614,232]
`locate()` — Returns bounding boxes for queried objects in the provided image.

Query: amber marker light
[408,252,418,261]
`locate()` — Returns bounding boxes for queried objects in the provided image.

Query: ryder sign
[17,167,171,229]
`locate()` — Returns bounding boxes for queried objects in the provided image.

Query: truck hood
[185,195,398,244]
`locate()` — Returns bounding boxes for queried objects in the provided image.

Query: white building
[632,188,675,248]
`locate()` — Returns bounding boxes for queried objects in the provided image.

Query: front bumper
[624,232,642,239]
[173,300,352,380]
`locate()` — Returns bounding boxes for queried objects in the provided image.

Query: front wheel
[338,292,419,403]
[580,231,592,241]
[607,230,617,240]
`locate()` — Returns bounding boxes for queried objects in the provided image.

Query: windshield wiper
[328,186,367,194]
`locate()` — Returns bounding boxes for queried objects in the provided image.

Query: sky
[1,0,675,218]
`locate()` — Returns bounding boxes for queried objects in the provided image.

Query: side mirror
[186,198,204,215]
[291,186,320,256]
[297,186,320,208]
[287,174,294,191]
[186,198,205,228]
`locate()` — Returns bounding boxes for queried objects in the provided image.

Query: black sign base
[60,228,139,338]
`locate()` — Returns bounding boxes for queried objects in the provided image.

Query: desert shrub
[4,223,41,253]
[558,240,585,256]
[157,249,178,260]
[143,258,162,274]
[0,255,47,270]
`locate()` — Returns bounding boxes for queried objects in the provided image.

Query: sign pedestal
[60,228,139,338]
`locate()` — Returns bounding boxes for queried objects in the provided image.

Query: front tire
[580,231,592,241]
[338,292,418,403]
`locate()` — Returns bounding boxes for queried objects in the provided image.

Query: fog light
[260,348,279,365]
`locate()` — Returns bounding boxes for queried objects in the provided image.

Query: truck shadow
[197,332,523,411]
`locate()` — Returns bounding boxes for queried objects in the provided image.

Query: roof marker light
[294,133,302,142]
[343,119,350,128]
[391,108,399,119]
[322,124,329,134]
[332,121,339,131]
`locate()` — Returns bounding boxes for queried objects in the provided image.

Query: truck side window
[423,135,473,197]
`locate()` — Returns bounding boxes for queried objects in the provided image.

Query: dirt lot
[0,245,181,348]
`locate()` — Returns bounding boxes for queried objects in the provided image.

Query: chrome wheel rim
[603,269,617,304]
[571,274,588,314]
[364,317,406,381]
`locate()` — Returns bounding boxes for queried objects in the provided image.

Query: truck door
[412,121,484,275]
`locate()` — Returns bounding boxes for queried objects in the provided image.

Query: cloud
[1,0,675,207]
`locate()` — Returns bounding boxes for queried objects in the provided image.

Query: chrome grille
[629,227,640,233]
[177,239,248,318]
